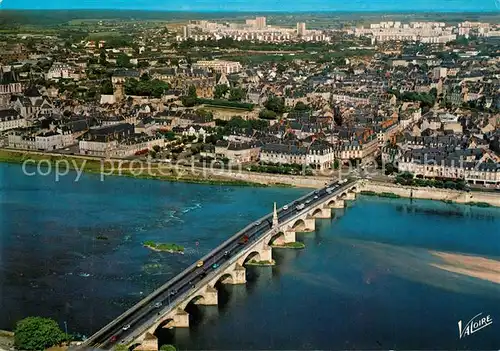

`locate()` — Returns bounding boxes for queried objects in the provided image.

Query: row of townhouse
[332,136,380,163]
[260,140,336,170]
[398,156,500,185]
[0,109,26,132]
[79,123,165,157]
[8,129,76,151]
[204,135,381,169]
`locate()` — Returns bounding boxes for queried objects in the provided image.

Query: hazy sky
[0,0,499,11]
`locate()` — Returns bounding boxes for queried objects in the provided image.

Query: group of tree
[389,89,437,109]
[181,85,198,107]
[395,172,468,190]
[124,75,170,98]
[216,116,269,133]
[14,317,70,351]
[100,79,114,94]
[293,101,310,111]
[258,109,278,120]
[249,162,313,176]
[213,84,246,102]
[213,84,230,99]
[264,95,286,114]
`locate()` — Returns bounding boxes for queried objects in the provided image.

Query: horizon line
[1,9,499,13]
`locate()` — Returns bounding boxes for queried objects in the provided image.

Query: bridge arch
[242,250,261,265]
[185,294,205,307]
[291,218,306,230]
[152,318,175,336]
[339,192,347,199]
[215,272,234,286]
[327,198,338,207]
[350,186,358,193]
[268,232,285,246]
[311,208,323,217]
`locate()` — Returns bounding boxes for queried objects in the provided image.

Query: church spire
[272,202,279,228]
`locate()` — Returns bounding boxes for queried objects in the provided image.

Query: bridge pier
[331,199,345,208]
[196,286,218,305]
[231,264,246,284]
[134,333,158,351]
[259,245,273,262]
[303,217,316,232]
[344,192,356,200]
[284,230,296,243]
[173,309,189,328]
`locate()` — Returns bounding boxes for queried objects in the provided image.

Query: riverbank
[0,149,330,188]
[363,181,500,207]
[0,330,14,351]
[0,149,263,187]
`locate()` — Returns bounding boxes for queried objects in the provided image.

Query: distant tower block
[297,22,306,36]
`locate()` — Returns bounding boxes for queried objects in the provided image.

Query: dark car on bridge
[238,235,249,244]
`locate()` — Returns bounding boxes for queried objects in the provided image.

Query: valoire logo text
[458,313,493,339]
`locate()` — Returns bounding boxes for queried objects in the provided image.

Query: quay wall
[364,181,500,207]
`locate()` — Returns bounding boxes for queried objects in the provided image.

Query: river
[0,163,499,349]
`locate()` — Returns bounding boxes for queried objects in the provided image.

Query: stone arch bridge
[81,180,364,351]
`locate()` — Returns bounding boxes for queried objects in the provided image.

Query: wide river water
[1,163,499,349]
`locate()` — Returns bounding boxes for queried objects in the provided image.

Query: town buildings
[192,60,243,75]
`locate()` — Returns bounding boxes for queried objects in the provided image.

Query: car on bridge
[296,204,305,211]
[122,324,131,331]
[283,205,289,210]
[212,263,219,269]
[153,302,162,308]
[196,260,204,268]
[239,235,249,244]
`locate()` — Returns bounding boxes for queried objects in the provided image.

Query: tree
[229,87,246,102]
[214,84,229,99]
[333,159,340,170]
[99,49,107,66]
[100,80,113,95]
[124,78,169,98]
[14,317,68,351]
[181,85,198,107]
[294,101,308,111]
[116,53,131,68]
[259,109,277,120]
[153,145,161,152]
[160,344,177,351]
[196,109,213,120]
[264,95,285,114]
[188,85,197,98]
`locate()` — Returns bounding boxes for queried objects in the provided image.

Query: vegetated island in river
[143,241,185,254]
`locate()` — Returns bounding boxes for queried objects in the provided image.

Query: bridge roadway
[81,178,357,350]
